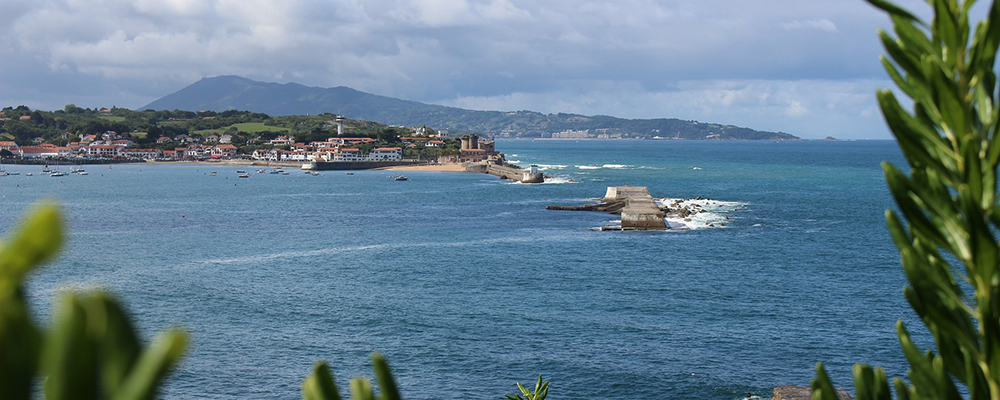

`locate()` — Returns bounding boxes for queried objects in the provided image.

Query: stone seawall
[548,185,666,230]
[484,163,544,183]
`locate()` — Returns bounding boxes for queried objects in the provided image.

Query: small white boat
[78,171,88,175]
[50,171,66,177]
[394,176,408,181]
[238,173,250,178]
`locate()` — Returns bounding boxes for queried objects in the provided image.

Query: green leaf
[86,293,142,395]
[349,378,374,400]
[303,361,343,400]
[110,328,188,400]
[371,353,401,400]
[43,294,99,400]
[810,363,842,400]
[0,202,62,286]
[866,0,924,23]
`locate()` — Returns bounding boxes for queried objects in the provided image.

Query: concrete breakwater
[467,161,545,183]
[548,185,667,230]
[547,186,725,230]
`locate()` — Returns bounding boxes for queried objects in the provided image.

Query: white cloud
[782,19,839,32]
[1,0,910,139]
[441,79,890,139]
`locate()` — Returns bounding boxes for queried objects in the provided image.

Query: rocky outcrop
[773,385,852,400]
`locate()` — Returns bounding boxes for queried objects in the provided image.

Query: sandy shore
[138,160,469,172]
[375,164,467,172]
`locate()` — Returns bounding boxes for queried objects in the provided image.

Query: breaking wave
[656,197,745,230]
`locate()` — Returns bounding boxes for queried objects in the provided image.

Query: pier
[467,161,545,183]
[547,185,667,230]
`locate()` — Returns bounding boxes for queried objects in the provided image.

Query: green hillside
[142,76,800,140]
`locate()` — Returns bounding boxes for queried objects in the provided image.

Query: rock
[773,385,852,400]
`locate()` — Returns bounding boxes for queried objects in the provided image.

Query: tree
[812,1,1000,399]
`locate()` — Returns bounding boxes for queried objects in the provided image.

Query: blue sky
[0,0,934,139]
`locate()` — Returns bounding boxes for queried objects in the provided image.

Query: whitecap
[204,244,388,264]
[656,197,745,230]
[508,176,577,185]
[535,164,568,170]
[578,165,600,170]
[602,164,630,169]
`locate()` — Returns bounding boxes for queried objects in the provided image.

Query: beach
[375,163,466,172]
[148,159,469,172]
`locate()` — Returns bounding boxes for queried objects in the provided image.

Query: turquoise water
[1,140,920,399]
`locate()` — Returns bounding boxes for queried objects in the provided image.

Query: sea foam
[656,197,744,230]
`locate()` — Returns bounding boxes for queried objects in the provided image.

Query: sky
[0,0,939,139]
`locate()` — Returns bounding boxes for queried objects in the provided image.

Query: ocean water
[0,140,923,399]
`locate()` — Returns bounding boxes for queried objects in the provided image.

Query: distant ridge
[141,76,800,140]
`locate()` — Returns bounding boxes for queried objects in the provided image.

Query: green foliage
[0,202,61,400]
[504,375,548,400]
[812,0,1000,399]
[302,353,402,400]
[0,203,188,400]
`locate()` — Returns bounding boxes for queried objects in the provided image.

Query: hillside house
[0,141,19,152]
[331,148,363,162]
[370,147,402,161]
[86,145,122,158]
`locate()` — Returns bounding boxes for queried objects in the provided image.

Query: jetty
[548,185,667,230]
[467,161,544,183]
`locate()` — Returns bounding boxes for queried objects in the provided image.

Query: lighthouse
[336,116,345,136]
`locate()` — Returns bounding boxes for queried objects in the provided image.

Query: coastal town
[0,107,503,165]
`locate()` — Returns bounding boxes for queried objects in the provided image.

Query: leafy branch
[812,0,1000,399]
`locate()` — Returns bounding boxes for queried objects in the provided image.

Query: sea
[0,139,926,399]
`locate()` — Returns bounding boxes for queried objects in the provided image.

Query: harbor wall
[485,163,544,183]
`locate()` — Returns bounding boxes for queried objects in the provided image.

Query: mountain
[141,76,800,140]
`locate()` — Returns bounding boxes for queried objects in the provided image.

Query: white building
[370,147,402,161]
[331,148,364,162]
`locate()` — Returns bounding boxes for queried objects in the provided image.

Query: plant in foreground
[504,375,549,400]
[812,0,1000,399]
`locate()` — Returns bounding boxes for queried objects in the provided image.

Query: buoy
[182,215,185,218]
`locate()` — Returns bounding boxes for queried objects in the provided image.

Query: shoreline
[6,159,471,172]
